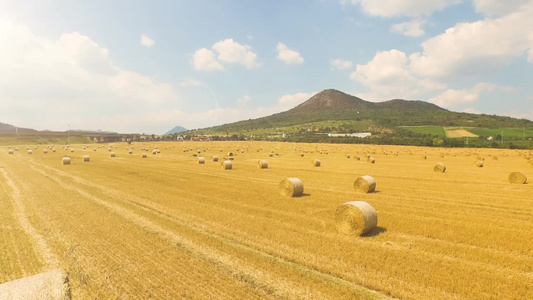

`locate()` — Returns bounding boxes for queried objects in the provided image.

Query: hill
[189,89,533,148]
[194,89,531,133]
[163,126,187,136]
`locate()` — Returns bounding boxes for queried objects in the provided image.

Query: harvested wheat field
[0,141,532,299]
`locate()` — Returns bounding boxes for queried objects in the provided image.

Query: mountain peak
[289,89,372,112]
[163,125,187,135]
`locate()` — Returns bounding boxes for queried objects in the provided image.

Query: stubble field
[0,141,532,299]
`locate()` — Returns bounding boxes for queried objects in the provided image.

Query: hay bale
[335,201,378,236]
[312,159,321,167]
[354,175,376,193]
[142,153,147,158]
[475,161,484,167]
[300,153,304,157]
[27,150,33,154]
[212,156,219,162]
[367,157,375,164]
[422,155,427,159]
[269,152,274,157]
[355,155,361,160]
[279,177,304,197]
[221,160,232,170]
[346,153,350,159]
[227,152,234,157]
[52,149,56,152]
[62,156,71,165]
[434,163,447,173]
[83,155,90,162]
[110,152,116,157]
[8,149,14,154]
[128,150,133,155]
[509,172,527,184]
[70,149,74,153]
[152,150,157,155]
[257,159,268,169]
[43,149,48,154]
[198,157,205,164]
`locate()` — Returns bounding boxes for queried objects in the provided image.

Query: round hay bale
[279,177,304,197]
[434,163,447,173]
[62,156,71,165]
[70,149,74,153]
[354,175,376,193]
[52,149,56,152]
[346,153,350,159]
[335,201,378,236]
[83,155,90,162]
[212,156,219,162]
[142,153,147,158]
[300,153,304,157]
[27,150,33,154]
[312,159,321,167]
[93,148,97,152]
[110,152,116,157]
[355,156,361,160]
[152,150,157,155]
[257,159,268,169]
[475,161,484,167]
[269,152,274,157]
[509,172,527,184]
[221,160,232,170]
[8,149,14,154]
[227,152,234,157]
[367,157,375,164]
[43,149,48,154]
[198,157,205,164]
[128,150,133,155]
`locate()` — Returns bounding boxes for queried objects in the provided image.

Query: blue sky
[1,0,532,134]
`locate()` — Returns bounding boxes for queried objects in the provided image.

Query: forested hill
[197,89,532,134]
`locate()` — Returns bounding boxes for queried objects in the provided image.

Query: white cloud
[473,0,531,17]
[330,58,353,70]
[192,48,224,71]
[427,82,510,107]
[278,92,317,109]
[141,34,155,47]
[0,20,180,133]
[391,19,426,37]
[528,48,533,63]
[276,42,304,65]
[340,0,460,17]
[409,3,533,78]
[350,49,446,100]
[212,39,260,69]
[237,95,250,105]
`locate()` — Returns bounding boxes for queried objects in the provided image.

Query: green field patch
[467,128,533,138]
[399,126,446,137]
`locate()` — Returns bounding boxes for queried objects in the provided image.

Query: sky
[0,0,532,134]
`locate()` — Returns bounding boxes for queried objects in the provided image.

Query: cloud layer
[193,39,260,71]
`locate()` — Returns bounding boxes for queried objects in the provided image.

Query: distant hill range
[0,122,34,132]
[194,89,532,134]
[163,126,187,135]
